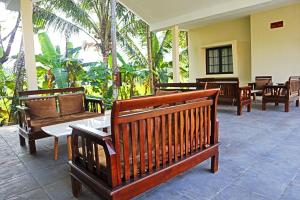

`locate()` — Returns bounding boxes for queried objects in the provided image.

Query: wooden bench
[262,76,300,112]
[69,89,220,200]
[154,82,207,93]
[17,87,104,154]
[196,78,252,115]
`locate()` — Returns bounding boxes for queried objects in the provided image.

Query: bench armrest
[70,125,111,140]
[263,85,289,98]
[16,105,30,112]
[70,124,119,187]
[16,105,31,132]
[85,97,105,114]
[248,82,256,90]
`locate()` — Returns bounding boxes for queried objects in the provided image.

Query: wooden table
[42,112,111,160]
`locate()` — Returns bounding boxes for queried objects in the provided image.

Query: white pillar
[20,0,38,90]
[172,26,180,83]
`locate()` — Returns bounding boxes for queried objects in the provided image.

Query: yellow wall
[251,4,300,83]
[188,17,251,85]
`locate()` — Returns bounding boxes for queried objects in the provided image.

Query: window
[206,45,233,74]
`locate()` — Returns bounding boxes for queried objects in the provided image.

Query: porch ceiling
[119,0,300,31]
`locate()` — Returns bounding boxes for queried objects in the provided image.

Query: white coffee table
[42,111,111,160]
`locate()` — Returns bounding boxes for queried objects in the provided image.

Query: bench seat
[30,112,102,132]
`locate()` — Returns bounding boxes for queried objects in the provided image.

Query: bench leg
[211,153,219,173]
[262,102,266,111]
[54,137,59,160]
[285,102,289,112]
[296,100,299,107]
[71,176,82,198]
[19,135,26,146]
[247,104,252,112]
[67,135,72,161]
[275,102,279,106]
[29,140,36,154]
[237,105,242,116]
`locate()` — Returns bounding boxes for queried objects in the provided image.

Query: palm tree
[33,0,146,69]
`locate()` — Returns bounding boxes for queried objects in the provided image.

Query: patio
[1,102,300,200]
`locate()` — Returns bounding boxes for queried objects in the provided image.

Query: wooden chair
[69,89,220,200]
[196,78,252,115]
[17,87,104,154]
[248,76,272,98]
[262,76,300,112]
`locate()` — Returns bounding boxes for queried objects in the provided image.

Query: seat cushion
[58,93,84,116]
[25,97,59,120]
[30,117,66,132]
[31,112,102,132]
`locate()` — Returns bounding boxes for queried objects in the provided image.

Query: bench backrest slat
[18,87,85,97]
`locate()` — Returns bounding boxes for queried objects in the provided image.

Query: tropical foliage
[0,0,189,125]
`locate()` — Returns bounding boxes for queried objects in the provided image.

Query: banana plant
[118,53,150,99]
[36,32,86,89]
[0,68,15,125]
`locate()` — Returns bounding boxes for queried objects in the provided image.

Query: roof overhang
[119,0,300,31]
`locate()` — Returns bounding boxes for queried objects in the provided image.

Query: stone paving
[1,102,300,200]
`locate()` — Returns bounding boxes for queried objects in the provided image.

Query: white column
[172,26,180,83]
[20,0,38,90]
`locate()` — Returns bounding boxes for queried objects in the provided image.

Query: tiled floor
[1,101,300,200]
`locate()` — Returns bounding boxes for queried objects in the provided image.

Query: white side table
[42,112,111,160]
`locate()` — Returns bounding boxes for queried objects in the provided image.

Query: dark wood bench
[17,87,104,154]
[69,89,220,200]
[196,77,252,115]
[154,82,207,93]
[262,76,300,112]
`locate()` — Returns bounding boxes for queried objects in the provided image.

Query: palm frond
[33,6,98,43]
[39,0,97,32]
[117,31,147,66]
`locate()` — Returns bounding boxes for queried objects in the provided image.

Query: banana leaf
[52,68,68,88]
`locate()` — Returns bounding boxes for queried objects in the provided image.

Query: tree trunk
[101,52,109,94]
[9,40,26,123]
[0,12,21,64]
[111,0,119,100]
[146,25,155,94]
[65,34,71,87]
